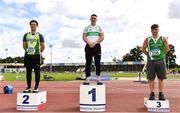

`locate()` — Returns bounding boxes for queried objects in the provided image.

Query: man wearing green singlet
[23,20,45,93]
[142,24,170,100]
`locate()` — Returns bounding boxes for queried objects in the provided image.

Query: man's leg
[94,44,102,84]
[158,79,164,92]
[158,79,166,100]
[149,80,155,100]
[157,60,166,100]
[34,66,40,90]
[149,80,155,92]
[147,61,155,100]
[85,45,92,79]
[84,45,92,84]
[94,44,101,76]
[23,66,32,93]
[32,55,41,93]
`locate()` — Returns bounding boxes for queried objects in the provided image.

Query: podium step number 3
[80,84,106,112]
[16,91,46,111]
[144,98,170,112]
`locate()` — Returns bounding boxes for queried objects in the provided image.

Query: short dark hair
[151,24,159,29]
[91,14,97,17]
[29,20,38,26]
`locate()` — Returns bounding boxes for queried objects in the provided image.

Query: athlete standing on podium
[82,14,104,85]
[142,24,170,100]
[23,20,45,93]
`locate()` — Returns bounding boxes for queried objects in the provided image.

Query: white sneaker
[97,75,101,81]
[33,88,39,93]
[83,77,90,85]
[86,77,90,82]
[97,75,103,85]
[23,88,31,93]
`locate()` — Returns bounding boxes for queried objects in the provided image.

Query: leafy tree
[166,44,177,68]
[112,57,121,62]
[122,46,143,61]
[0,56,45,64]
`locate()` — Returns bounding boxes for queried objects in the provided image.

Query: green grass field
[1,72,180,81]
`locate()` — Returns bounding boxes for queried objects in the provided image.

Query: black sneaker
[159,92,166,100]
[97,79,103,85]
[97,81,103,85]
[149,92,155,100]
[23,88,31,93]
[33,88,39,93]
[83,81,90,85]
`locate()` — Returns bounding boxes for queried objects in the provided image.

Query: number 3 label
[22,95,29,104]
[156,102,161,108]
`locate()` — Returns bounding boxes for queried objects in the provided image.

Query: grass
[1,72,180,81]
[2,72,80,81]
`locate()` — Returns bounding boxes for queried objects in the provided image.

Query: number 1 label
[88,88,96,102]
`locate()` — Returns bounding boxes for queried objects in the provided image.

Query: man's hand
[89,42,96,48]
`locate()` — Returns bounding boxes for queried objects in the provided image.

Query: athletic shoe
[97,81,103,85]
[97,76,103,85]
[33,88,39,93]
[83,77,90,85]
[149,92,155,100]
[23,88,31,93]
[83,81,90,85]
[159,92,166,100]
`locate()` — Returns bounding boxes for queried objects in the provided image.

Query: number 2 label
[22,95,29,104]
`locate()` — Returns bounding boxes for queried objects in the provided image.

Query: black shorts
[24,54,41,68]
[147,59,166,80]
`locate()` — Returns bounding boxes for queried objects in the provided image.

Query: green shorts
[147,59,166,80]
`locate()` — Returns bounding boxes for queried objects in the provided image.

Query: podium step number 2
[144,98,170,112]
[16,91,46,111]
[80,84,106,112]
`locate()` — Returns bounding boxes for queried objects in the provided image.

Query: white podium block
[16,91,46,111]
[80,84,106,112]
[144,98,170,112]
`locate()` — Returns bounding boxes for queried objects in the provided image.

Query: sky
[0,0,180,64]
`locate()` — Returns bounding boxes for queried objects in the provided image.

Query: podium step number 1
[16,91,46,111]
[80,84,106,112]
[144,98,170,112]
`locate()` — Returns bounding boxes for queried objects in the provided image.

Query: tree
[166,44,177,68]
[122,53,133,61]
[122,46,143,61]
[0,56,45,64]
[112,57,121,62]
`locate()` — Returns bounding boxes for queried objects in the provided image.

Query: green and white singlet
[83,25,103,42]
[25,32,41,55]
[147,36,165,60]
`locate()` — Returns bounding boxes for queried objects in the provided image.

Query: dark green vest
[147,36,165,60]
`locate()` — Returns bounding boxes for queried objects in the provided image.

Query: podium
[16,91,46,111]
[144,98,170,112]
[80,84,106,112]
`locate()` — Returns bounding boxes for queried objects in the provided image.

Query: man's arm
[94,32,104,44]
[40,42,45,53]
[23,42,26,50]
[163,37,170,54]
[82,33,91,45]
[23,34,27,51]
[142,38,148,55]
[39,33,45,53]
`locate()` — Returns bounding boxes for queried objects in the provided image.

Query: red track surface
[0,80,180,112]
